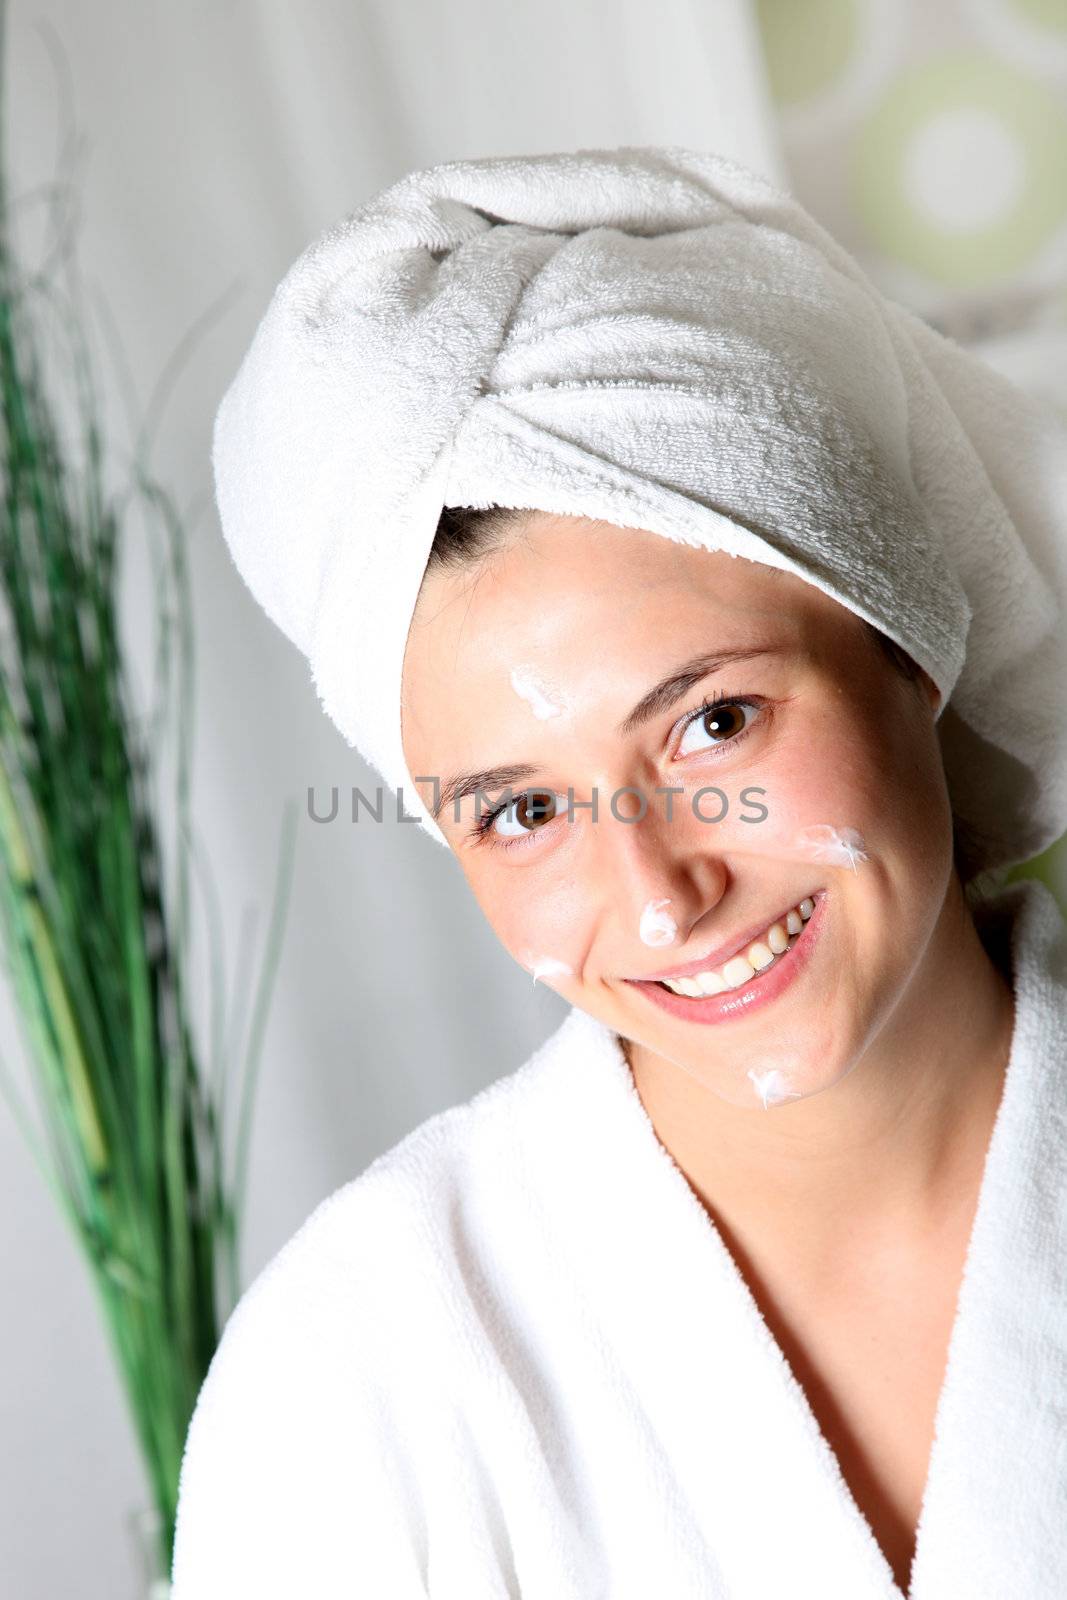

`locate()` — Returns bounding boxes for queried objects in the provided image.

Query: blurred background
[2,1,1064,1594]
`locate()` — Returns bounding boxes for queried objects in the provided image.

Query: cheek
[753,702,950,875]
[467,866,594,976]
[662,723,866,853]
[745,736,879,858]
[672,702,944,869]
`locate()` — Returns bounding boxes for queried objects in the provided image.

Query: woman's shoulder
[242,1001,596,1303]
[206,1009,574,1348]
[171,1004,606,1595]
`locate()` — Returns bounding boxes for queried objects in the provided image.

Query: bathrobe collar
[534,876,1067,1598]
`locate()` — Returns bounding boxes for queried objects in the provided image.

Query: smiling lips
[634,895,819,993]
[624,890,827,1026]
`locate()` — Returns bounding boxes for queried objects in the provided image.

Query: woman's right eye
[492,789,562,838]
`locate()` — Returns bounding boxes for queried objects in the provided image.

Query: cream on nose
[639,898,678,947]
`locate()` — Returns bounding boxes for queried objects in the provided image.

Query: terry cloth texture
[170,876,1067,1598]
[212,145,1067,868]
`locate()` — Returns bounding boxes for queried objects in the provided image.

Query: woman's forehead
[400,521,860,765]
[411,517,801,647]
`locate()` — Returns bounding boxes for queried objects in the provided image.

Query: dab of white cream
[795,824,869,873]
[509,665,568,721]
[529,956,573,985]
[639,898,678,947]
[747,1066,804,1110]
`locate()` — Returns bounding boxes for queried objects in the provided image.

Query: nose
[591,787,728,952]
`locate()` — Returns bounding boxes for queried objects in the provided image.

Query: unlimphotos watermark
[306,781,770,827]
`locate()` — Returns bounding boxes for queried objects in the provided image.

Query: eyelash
[468,689,763,853]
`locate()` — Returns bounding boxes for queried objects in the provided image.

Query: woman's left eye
[676,696,761,757]
[490,789,563,839]
[471,788,568,851]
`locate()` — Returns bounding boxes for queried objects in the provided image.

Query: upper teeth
[660,898,816,996]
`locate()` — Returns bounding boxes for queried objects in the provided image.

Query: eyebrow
[432,762,542,822]
[616,643,787,737]
[431,643,787,822]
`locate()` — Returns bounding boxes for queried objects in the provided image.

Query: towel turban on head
[213,145,1067,871]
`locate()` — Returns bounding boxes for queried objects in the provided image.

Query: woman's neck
[624,877,1016,1266]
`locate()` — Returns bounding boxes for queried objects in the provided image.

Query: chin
[738,1051,865,1112]
[660,1035,851,1111]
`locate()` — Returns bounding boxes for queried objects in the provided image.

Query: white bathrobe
[170,876,1067,1599]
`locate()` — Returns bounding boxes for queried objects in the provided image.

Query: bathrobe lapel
[907,880,1067,1598]
[541,879,1067,1600]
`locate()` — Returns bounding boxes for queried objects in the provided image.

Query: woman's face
[401,512,951,1111]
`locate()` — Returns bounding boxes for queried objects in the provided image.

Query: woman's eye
[677,698,757,756]
[491,789,563,839]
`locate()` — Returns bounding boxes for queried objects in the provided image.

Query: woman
[171,148,1067,1599]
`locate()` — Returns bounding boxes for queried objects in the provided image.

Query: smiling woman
[401,513,1004,1136]
[172,146,1067,1600]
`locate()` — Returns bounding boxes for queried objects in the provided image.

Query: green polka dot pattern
[755,3,1067,880]
[852,52,1067,287]
[1008,0,1067,34]
[755,0,859,106]
[757,5,1067,293]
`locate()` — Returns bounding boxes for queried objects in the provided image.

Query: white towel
[169,874,1067,1597]
[212,146,1067,869]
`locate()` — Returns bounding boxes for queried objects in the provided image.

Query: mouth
[623,890,827,1026]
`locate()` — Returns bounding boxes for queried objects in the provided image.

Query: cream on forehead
[509,665,570,720]
[794,824,869,872]
[639,898,678,947]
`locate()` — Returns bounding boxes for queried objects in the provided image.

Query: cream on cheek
[793,823,869,872]
[476,872,591,991]
[664,792,876,878]
[526,955,573,986]
[690,722,878,878]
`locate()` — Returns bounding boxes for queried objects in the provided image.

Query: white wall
[0,5,782,1593]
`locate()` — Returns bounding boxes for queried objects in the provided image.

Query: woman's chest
[750,1237,969,1595]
